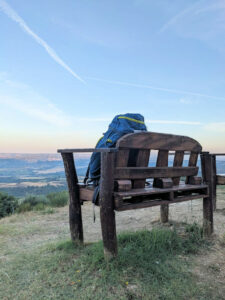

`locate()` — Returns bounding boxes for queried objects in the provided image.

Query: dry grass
[0,186,225,299]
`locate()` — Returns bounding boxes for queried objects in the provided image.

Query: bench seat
[79,183,209,211]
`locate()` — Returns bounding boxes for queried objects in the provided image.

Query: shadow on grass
[1,224,214,300]
[47,223,210,299]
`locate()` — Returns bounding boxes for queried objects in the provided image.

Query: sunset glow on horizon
[1,0,225,153]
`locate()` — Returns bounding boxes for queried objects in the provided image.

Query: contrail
[85,76,225,102]
[158,0,205,34]
[0,0,85,83]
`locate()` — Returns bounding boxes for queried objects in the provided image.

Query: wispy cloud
[0,94,71,127]
[0,76,71,127]
[146,120,201,125]
[85,76,225,102]
[0,0,85,83]
[158,0,204,34]
[157,0,225,53]
[203,122,225,132]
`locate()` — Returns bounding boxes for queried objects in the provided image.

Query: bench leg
[203,197,213,236]
[160,204,169,223]
[61,153,83,243]
[201,152,214,236]
[100,152,117,259]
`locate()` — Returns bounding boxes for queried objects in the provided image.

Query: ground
[0,186,225,299]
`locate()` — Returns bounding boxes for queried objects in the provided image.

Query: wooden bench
[58,132,214,259]
[210,153,225,210]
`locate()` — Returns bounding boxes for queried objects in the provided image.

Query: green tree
[0,192,18,218]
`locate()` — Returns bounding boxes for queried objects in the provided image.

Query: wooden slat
[186,152,198,184]
[133,149,150,188]
[79,186,94,201]
[116,132,202,152]
[173,150,184,185]
[58,148,118,153]
[153,149,168,186]
[188,176,202,185]
[114,166,198,180]
[114,183,208,199]
[217,175,225,185]
[154,178,173,188]
[115,194,208,211]
[115,149,129,167]
[115,180,132,191]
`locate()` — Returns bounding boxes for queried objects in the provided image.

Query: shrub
[0,192,18,218]
[17,195,49,213]
[23,195,49,206]
[16,202,32,213]
[46,191,68,207]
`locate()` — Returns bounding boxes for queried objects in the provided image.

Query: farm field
[1,153,225,198]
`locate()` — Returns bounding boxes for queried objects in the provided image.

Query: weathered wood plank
[116,132,202,152]
[61,153,83,242]
[100,152,117,259]
[58,148,118,153]
[212,155,217,209]
[173,150,184,185]
[186,152,199,184]
[79,185,94,201]
[188,176,202,185]
[115,194,208,211]
[154,178,173,188]
[114,183,208,199]
[201,152,214,236]
[116,149,129,167]
[115,180,132,191]
[133,149,150,188]
[217,175,225,185]
[114,166,198,179]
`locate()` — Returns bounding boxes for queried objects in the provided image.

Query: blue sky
[0,0,225,152]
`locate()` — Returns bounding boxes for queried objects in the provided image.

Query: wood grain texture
[58,148,118,153]
[115,180,132,191]
[188,176,202,185]
[133,149,150,189]
[116,132,202,152]
[154,149,169,222]
[115,149,129,167]
[114,166,198,179]
[212,155,217,209]
[154,178,173,188]
[173,151,184,185]
[217,175,225,185]
[114,183,208,199]
[61,153,83,242]
[186,152,199,184]
[201,152,214,236]
[79,185,94,201]
[100,152,117,259]
[115,194,208,211]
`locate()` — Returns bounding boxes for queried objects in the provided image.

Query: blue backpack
[84,114,147,190]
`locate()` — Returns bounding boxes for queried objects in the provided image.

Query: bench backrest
[115,132,202,187]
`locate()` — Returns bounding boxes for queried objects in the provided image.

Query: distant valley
[0,153,224,198]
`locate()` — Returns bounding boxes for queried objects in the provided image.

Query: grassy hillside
[1,197,225,299]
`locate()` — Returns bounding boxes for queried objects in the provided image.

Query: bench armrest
[57,148,118,153]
